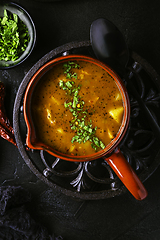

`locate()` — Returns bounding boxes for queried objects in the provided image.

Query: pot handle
[103,148,148,200]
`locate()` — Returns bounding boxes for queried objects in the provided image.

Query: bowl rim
[23,54,130,162]
[0,1,36,69]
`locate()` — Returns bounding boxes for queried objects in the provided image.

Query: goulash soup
[31,60,124,156]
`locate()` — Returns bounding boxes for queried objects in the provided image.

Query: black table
[1,0,160,239]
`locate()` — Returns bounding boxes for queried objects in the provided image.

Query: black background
[1,0,160,239]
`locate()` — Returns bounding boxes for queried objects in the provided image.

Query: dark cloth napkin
[0,186,63,240]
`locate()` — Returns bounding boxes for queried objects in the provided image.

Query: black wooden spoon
[90,18,160,141]
[90,18,129,73]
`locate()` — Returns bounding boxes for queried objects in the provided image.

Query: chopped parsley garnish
[0,9,30,62]
[59,62,105,151]
[63,61,80,79]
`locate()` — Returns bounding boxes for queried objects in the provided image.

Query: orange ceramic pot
[23,55,147,200]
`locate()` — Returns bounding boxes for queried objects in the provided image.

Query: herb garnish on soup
[31,61,124,156]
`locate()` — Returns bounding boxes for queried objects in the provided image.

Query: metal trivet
[13,41,160,200]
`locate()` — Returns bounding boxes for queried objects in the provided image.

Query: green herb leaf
[59,80,64,87]
[72,96,78,108]
[100,141,105,149]
[65,81,73,88]
[0,9,30,62]
[59,62,105,151]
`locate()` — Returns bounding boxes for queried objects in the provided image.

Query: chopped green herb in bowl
[0,2,36,69]
[0,9,30,62]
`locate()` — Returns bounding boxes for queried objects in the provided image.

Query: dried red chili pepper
[0,81,17,147]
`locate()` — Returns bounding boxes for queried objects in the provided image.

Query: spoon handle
[103,148,148,200]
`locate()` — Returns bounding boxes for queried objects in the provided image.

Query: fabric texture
[0,186,63,240]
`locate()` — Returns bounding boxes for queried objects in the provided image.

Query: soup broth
[31,60,124,156]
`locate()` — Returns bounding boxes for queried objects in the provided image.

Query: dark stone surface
[1,0,160,239]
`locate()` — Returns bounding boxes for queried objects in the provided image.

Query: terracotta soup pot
[23,55,147,200]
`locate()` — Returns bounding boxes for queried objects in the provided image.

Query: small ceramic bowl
[0,2,36,69]
[23,54,148,200]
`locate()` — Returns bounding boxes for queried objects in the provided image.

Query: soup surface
[31,60,124,156]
